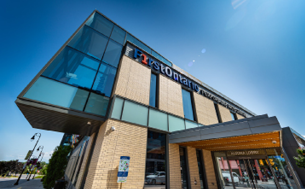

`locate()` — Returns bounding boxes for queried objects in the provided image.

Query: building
[16,10,304,189]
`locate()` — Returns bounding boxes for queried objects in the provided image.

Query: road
[0,175,43,189]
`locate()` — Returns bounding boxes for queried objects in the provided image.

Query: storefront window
[180,147,189,189]
[214,152,234,189]
[266,149,297,189]
[144,131,166,188]
[196,150,205,189]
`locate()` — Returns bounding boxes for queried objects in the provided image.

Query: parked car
[222,171,240,186]
[145,171,166,185]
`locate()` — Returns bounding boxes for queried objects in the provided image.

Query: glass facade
[149,73,157,107]
[231,112,237,120]
[182,89,195,121]
[213,149,297,189]
[196,150,205,189]
[180,147,189,189]
[144,131,166,188]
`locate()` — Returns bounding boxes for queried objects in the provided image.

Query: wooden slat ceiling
[177,131,281,151]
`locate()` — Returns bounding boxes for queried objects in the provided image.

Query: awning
[169,114,281,151]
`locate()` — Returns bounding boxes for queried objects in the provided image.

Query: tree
[0,160,24,176]
[293,148,305,169]
[43,146,72,189]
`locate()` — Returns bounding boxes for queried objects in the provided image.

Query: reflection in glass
[185,120,198,129]
[144,131,166,188]
[68,26,108,60]
[91,63,117,97]
[267,149,296,189]
[102,40,123,67]
[180,147,188,189]
[125,34,152,54]
[110,25,126,45]
[24,77,89,111]
[42,47,99,90]
[213,152,234,189]
[121,100,148,126]
[152,51,172,67]
[86,12,113,37]
[84,93,109,116]
[182,89,195,121]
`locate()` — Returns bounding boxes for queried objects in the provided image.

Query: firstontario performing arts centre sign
[125,42,247,117]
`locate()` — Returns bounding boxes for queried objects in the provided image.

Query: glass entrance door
[224,158,278,189]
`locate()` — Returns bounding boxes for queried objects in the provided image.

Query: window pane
[145,131,166,187]
[149,73,157,107]
[86,13,113,37]
[110,25,126,45]
[111,98,124,119]
[148,109,167,131]
[24,77,88,111]
[151,51,172,67]
[91,63,117,97]
[180,147,189,189]
[68,26,108,60]
[185,120,198,129]
[102,40,123,67]
[125,34,151,54]
[182,89,195,121]
[42,47,99,90]
[84,93,109,116]
[121,100,148,126]
[169,115,185,132]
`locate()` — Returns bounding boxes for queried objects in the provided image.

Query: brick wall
[202,150,218,189]
[218,104,232,122]
[187,147,201,189]
[236,114,245,120]
[75,133,95,189]
[84,120,147,189]
[159,75,184,117]
[193,92,218,125]
[113,56,151,105]
[168,143,181,188]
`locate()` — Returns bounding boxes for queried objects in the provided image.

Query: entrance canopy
[169,114,281,151]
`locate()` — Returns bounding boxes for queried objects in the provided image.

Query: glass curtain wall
[144,131,166,188]
[196,150,205,189]
[24,12,126,117]
[214,152,234,189]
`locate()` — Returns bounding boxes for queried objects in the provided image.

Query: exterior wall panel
[193,92,218,125]
[236,114,244,120]
[75,133,95,189]
[187,147,201,189]
[218,105,232,122]
[84,120,147,189]
[159,75,184,117]
[202,150,218,189]
[169,143,181,189]
[114,56,151,105]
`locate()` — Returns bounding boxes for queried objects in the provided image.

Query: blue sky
[1,0,305,162]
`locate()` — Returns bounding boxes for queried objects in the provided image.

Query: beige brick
[159,75,184,117]
[193,92,218,125]
[202,150,218,189]
[84,120,147,189]
[113,56,151,105]
[187,147,201,189]
[236,114,245,120]
[218,105,232,122]
[168,143,181,188]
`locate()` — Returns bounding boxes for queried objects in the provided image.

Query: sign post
[117,156,130,183]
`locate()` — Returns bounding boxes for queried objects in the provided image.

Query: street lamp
[32,152,44,180]
[27,146,44,181]
[14,133,41,185]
